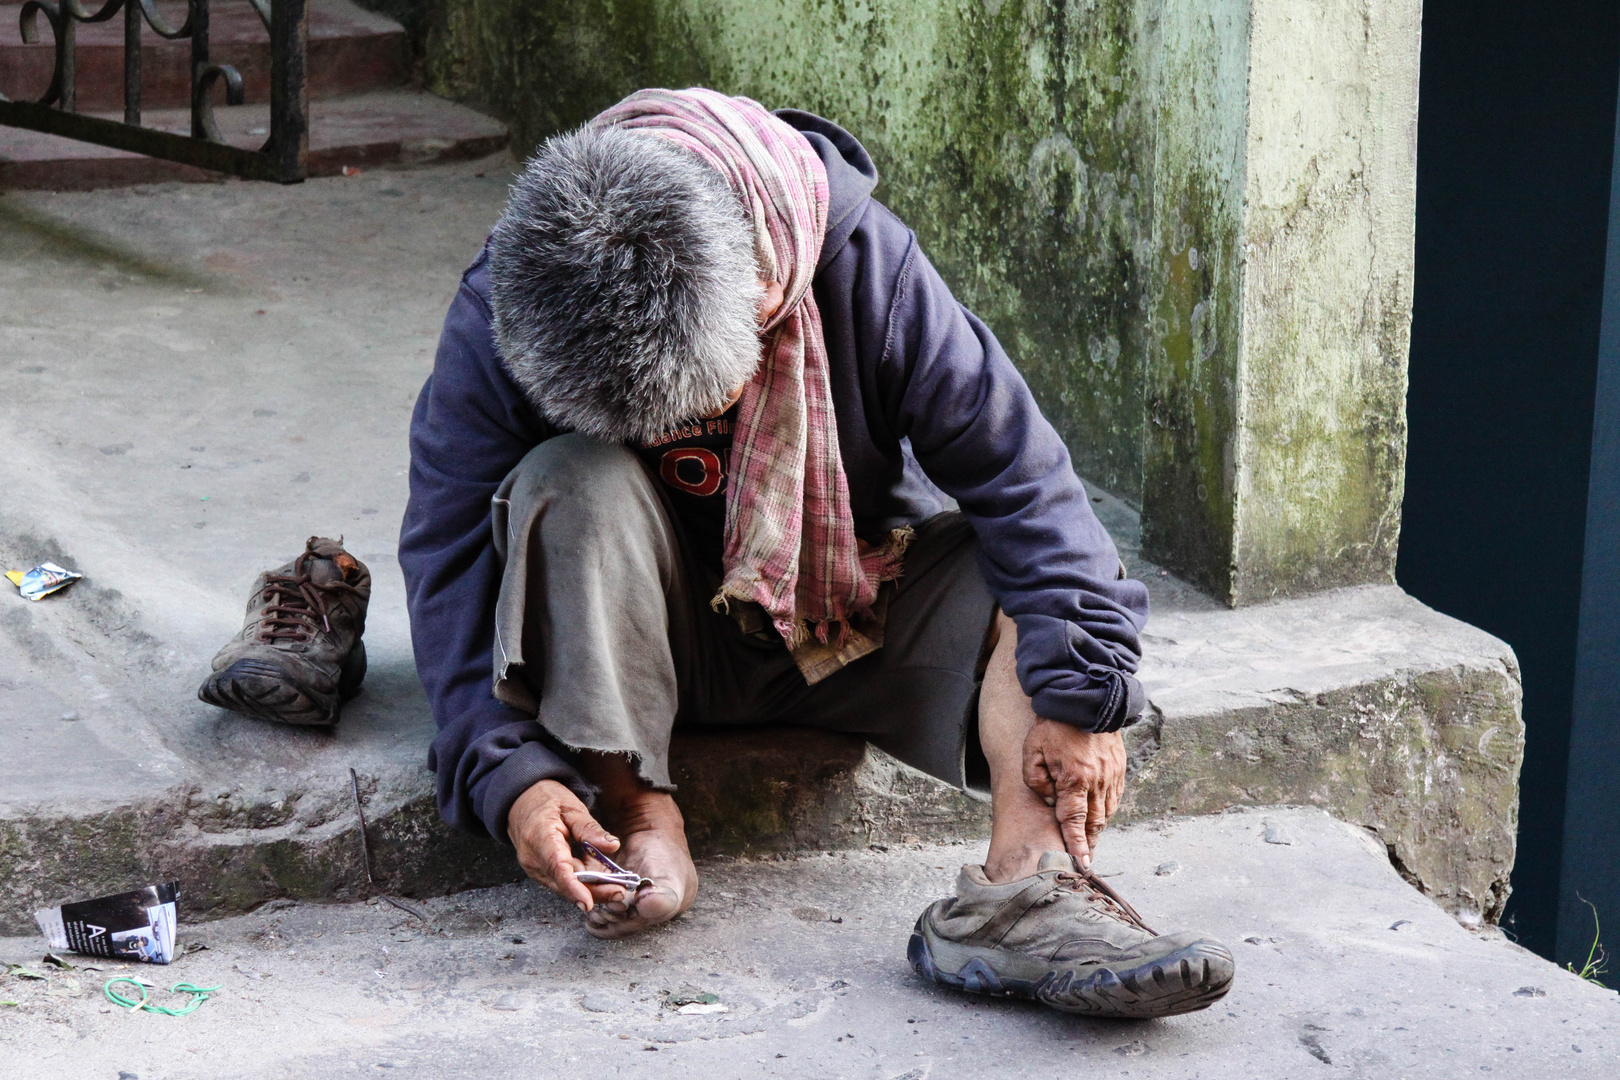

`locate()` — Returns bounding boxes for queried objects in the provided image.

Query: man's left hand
[1021,720,1127,870]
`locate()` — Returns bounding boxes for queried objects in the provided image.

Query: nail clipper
[574,840,653,890]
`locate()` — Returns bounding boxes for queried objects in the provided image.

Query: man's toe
[581,884,684,939]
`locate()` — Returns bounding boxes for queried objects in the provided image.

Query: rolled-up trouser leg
[490,434,692,788]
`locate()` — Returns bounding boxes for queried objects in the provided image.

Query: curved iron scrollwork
[15,0,237,138]
[193,62,244,144]
[17,1,71,109]
[0,0,307,182]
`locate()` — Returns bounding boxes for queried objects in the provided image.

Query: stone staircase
[0,0,507,188]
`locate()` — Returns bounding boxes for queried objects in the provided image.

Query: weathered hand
[1021,720,1127,869]
[507,779,624,912]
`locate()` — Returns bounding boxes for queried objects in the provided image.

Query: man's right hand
[507,779,623,912]
[1021,719,1127,871]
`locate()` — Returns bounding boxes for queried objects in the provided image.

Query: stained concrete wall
[1139,0,1250,598]
[413,0,1420,605]
[420,0,1157,498]
[1229,0,1418,602]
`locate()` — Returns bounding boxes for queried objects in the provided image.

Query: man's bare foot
[583,785,699,940]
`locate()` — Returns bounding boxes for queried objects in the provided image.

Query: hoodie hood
[774,109,880,272]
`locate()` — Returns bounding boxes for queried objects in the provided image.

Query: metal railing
[0,0,307,182]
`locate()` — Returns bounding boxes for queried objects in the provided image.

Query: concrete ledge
[0,579,1516,934]
[0,724,985,932]
[0,770,517,932]
[1122,584,1523,926]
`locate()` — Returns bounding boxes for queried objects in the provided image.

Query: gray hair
[488,124,762,443]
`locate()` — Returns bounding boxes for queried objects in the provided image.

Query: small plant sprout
[1566,896,1609,988]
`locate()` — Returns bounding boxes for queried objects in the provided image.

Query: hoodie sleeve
[399,250,594,840]
[871,213,1151,732]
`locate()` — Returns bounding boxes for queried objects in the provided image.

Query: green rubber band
[103,977,149,1011]
[103,977,222,1016]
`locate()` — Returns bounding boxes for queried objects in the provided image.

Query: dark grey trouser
[489,434,998,790]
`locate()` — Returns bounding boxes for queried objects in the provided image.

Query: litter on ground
[5,562,82,600]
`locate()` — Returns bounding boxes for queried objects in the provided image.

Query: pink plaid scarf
[592,88,908,682]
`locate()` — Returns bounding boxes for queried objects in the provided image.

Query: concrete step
[0,89,509,189]
[0,160,1521,933]
[0,0,408,110]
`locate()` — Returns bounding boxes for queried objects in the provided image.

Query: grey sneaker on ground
[198,537,370,727]
[908,851,1234,1017]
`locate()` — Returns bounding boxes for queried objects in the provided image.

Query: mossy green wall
[423,0,1155,497]
[1138,0,1249,597]
[415,0,1418,604]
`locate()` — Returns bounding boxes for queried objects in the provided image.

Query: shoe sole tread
[197,648,364,727]
[909,916,1234,1019]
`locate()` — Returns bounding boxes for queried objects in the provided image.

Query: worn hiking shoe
[198,537,370,726]
[909,851,1234,1018]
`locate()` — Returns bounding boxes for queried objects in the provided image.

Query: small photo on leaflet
[111,924,168,964]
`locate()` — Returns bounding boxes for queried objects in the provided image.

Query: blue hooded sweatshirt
[400,110,1151,842]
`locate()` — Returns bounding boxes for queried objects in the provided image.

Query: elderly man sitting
[399,88,1233,1018]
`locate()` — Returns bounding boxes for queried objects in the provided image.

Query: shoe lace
[257,550,363,644]
[1055,867,1158,935]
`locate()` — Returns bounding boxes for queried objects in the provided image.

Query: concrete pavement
[1,808,1614,1079]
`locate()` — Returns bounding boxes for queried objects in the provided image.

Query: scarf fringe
[711,525,916,656]
[869,526,915,583]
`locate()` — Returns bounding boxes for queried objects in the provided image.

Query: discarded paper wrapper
[35,882,180,965]
[6,562,83,601]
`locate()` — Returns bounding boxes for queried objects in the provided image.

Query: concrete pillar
[424,0,1422,605]
[1142,0,1420,603]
